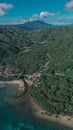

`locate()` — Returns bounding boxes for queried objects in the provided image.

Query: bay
[0,84,73,130]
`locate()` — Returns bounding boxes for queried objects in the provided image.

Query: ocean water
[0,85,73,130]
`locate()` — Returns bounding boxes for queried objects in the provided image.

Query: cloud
[28,11,60,22]
[65,0,73,11]
[0,3,13,16]
[40,11,60,18]
[8,16,73,26]
[9,19,27,25]
[1,10,60,25]
[52,17,73,25]
[32,14,39,19]
[28,14,39,21]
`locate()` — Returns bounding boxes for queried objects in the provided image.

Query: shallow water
[0,84,73,130]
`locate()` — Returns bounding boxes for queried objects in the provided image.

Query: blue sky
[0,0,73,25]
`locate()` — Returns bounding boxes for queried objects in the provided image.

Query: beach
[0,80,25,104]
[31,97,73,128]
[0,80,24,94]
[0,80,73,129]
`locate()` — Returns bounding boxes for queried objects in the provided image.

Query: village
[0,64,41,88]
[0,64,17,76]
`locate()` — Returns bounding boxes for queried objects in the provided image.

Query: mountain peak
[4,20,55,31]
[23,20,55,30]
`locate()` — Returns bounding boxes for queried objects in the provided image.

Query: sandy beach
[0,79,73,128]
[31,97,73,128]
[0,80,25,104]
[0,80,24,94]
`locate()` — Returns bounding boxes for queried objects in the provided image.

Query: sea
[0,84,73,130]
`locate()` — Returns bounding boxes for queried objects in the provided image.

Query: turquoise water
[0,85,73,130]
[0,103,13,130]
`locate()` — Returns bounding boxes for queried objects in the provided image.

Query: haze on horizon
[0,0,73,26]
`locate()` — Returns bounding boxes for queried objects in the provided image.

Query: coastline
[0,80,24,94]
[0,80,73,128]
[31,97,73,128]
[0,80,25,104]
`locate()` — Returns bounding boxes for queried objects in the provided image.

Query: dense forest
[1,27,73,115]
[1,27,73,74]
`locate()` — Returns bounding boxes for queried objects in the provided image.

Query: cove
[0,84,73,130]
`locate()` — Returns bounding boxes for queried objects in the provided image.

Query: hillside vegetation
[0,27,73,74]
[1,27,73,115]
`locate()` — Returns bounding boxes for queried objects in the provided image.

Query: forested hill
[1,27,73,115]
[0,26,73,74]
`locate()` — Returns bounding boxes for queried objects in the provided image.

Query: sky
[0,0,73,25]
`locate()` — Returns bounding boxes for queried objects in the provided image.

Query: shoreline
[0,80,73,128]
[0,80,25,104]
[31,97,73,128]
[0,80,24,94]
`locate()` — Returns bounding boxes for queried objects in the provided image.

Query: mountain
[16,20,55,30]
[2,20,55,30]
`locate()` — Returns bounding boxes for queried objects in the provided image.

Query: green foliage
[1,27,73,74]
[1,27,73,115]
[65,70,73,79]
[31,75,73,115]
